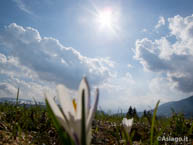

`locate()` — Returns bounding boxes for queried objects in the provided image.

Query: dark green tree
[126,106,133,119]
[143,110,147,118]
[133,107,139,119]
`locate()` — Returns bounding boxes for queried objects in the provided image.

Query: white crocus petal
[122,118,133,134]
[77,77,90,119]
[87,88,99,133]
[57,85,75,119]
[86,88,99,145]
[45,93,71,135]
[56,85,79,143]
[67,115,81,144]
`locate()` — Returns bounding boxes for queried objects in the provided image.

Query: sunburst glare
[94,7,120,34]
[97,8,113,28]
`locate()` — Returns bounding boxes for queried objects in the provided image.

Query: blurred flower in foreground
[45,77,99,145]
[122,118,133,134]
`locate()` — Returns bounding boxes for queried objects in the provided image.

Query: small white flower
[45,77,99,145]
[122,118,133,134]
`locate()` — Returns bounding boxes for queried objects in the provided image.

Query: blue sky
[0,0,193,111]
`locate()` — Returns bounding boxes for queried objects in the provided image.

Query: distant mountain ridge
[118,96,193,118]
[0,97,33,104]
[157,96,193,117]
[0,97,45,105]
[1,96,193,117]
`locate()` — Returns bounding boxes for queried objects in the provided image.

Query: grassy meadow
[0,101,192,145]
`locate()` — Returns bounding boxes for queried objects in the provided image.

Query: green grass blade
[115,126,121,145]
[16,88,20,105]
[188,122,193,135]
[150,100,160,145]
[81,89,86,145]
[122,130,128,145]
[33,97,38,106]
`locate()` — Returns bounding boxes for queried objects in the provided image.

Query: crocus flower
[122,118,133,134]
[45,77,99,145]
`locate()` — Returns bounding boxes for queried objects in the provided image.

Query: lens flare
[97,9,113,28]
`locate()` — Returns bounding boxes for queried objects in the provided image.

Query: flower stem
[81,89,86,145]
[150,100,160,145]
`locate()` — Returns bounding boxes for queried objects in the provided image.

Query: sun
[95,8,117,31]
[97,9,113,28]
[92,6,120,35]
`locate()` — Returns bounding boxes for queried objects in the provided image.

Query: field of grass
[0,102,192,145]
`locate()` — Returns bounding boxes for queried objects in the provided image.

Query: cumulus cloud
[149,77,190,102]
[0,83,17,97]
[0,77,57,101]
[0,23,114,90]
[98,72,166,111]
[134,14,193,93]
[97,72,165,111]
[0,53,7,63]
[0,52,56,100]
[0,53,38,80]
[98,72,137,111]
[155,16,165,29]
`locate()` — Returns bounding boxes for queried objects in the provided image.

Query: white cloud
[142,29,148,33]
[0,53,7,63]
[0,23,115,90]
[98,72,137,111]
[168,14,193,54]
[0,52,56,100]
[155,16,165,29]
[149,77,190,102]
[0,83,17,98]
[13,0,33,15]
[134,14,193,94]
[127,64,133,68]
[98,72,161,111]
[0,53,37,80]
[0,78,56,102]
